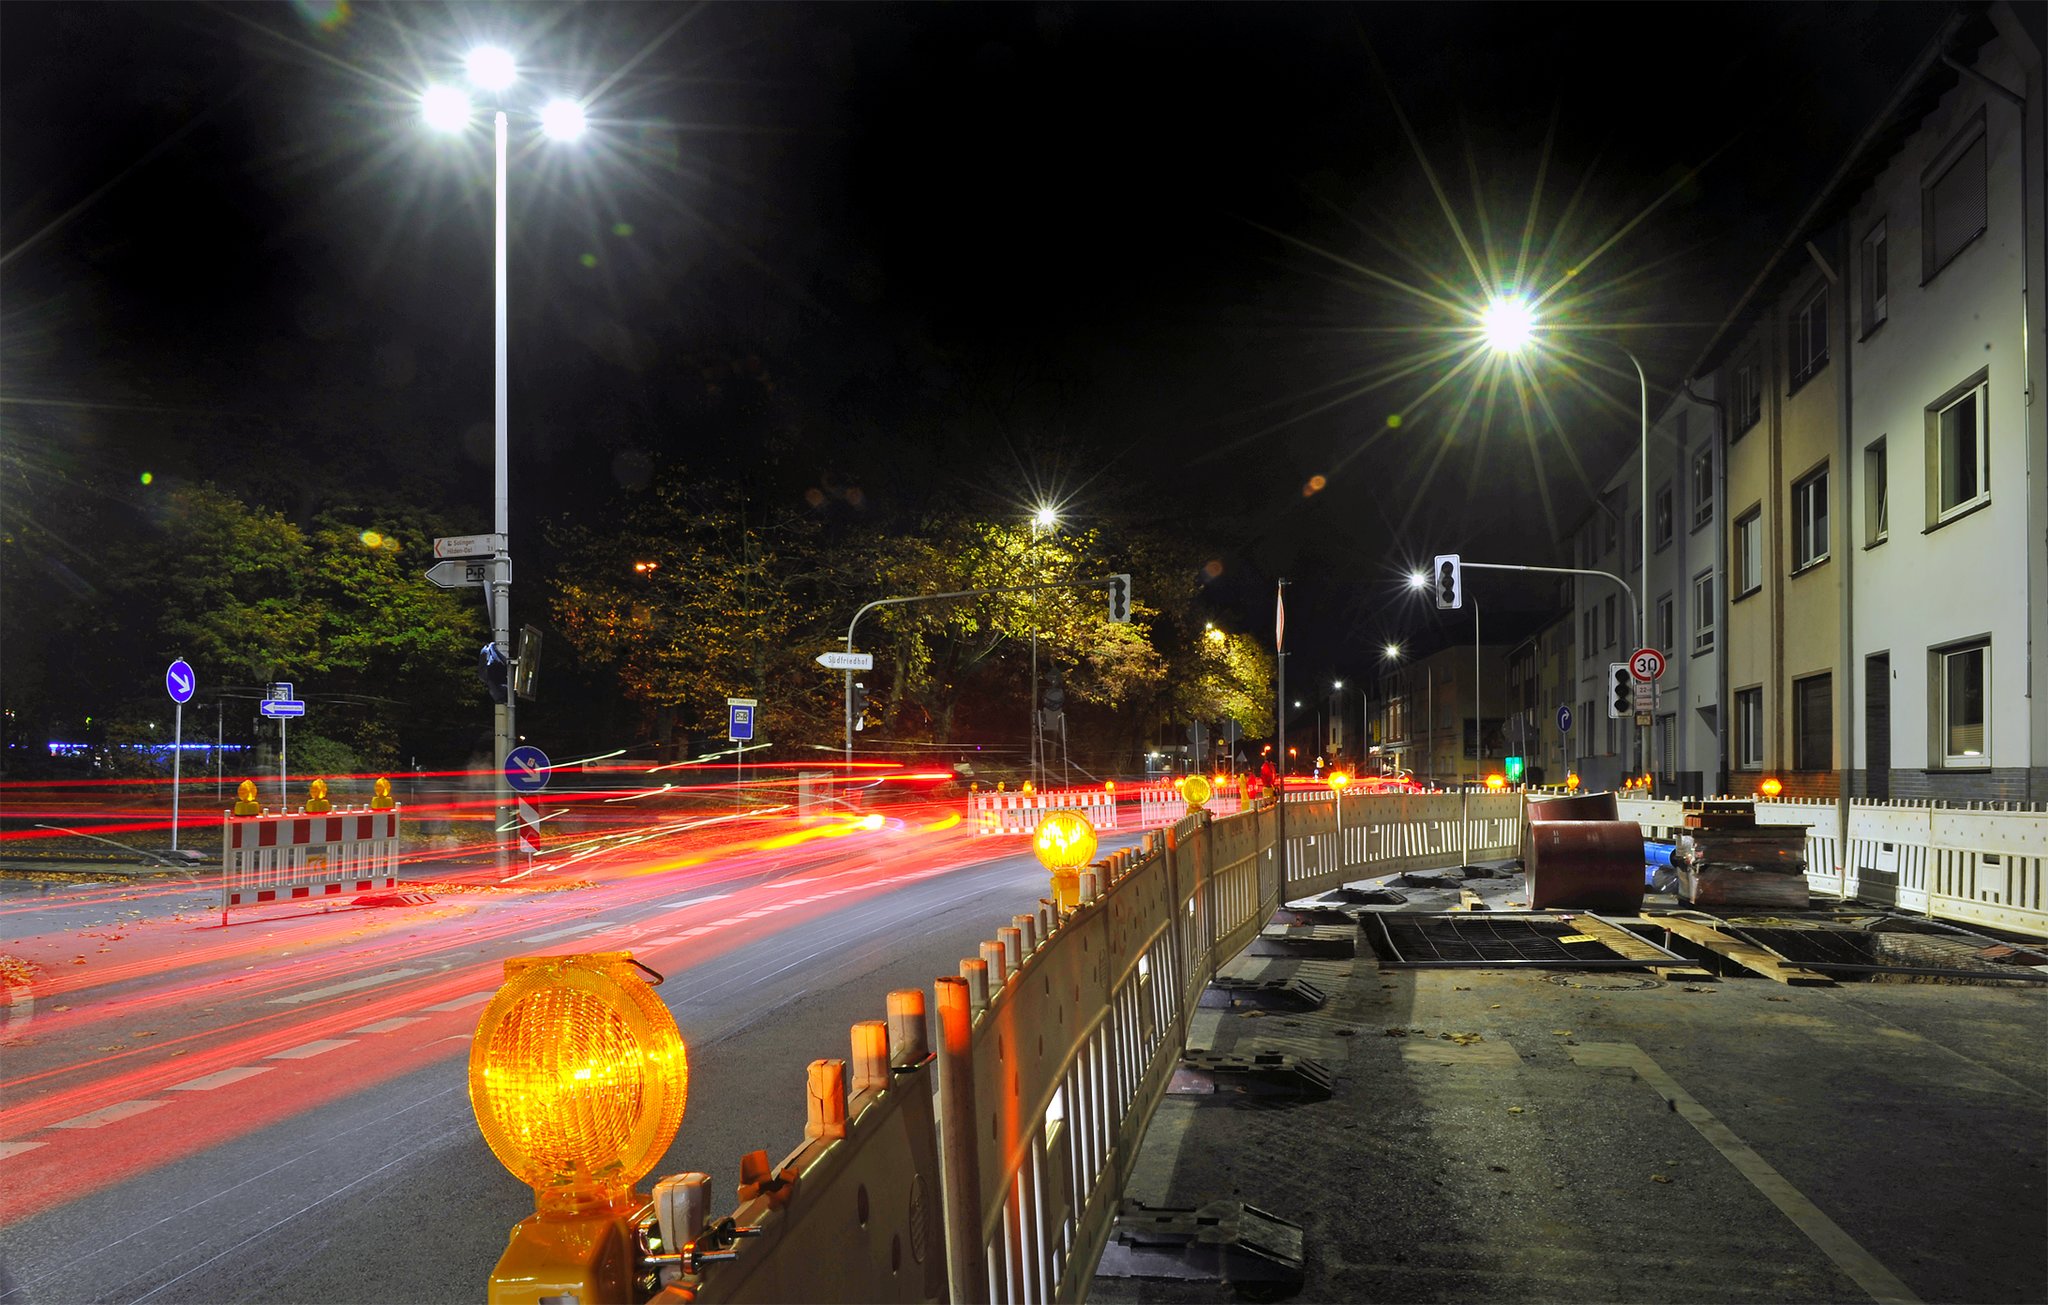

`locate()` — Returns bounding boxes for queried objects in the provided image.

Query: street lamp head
[1032,505,1059,531]
[1407,572,1429,591]
[421,84,473,133]
[1480,294,1537,354]
[1332,680,1343,690]
[465,45,518,93]
[1383,643,1401,660]
[539,97,587,142]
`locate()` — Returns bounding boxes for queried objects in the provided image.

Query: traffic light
[1107,574,1133,623]
[1431,553,1462,609]
[478,642,510,705]
[1504,755,1524,783]
[851,681,869,732]
[1043,668,1065,712]
[512,625,542,701]
[1607,662,1632,718]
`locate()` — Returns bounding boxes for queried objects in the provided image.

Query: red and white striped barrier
[969,788,1118,836]
[1136,780,1247,827]
[221,807,401,909]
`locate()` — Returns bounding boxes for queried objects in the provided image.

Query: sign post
[165,659,195,850]
[504,746,551,861]
[728,698,757,812]
[259,683,306,808]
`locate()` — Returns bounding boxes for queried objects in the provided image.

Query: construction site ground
[1094,862,2048,1305]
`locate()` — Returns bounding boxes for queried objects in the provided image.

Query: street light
[420,46,591,862]
[1027,506,1060,790]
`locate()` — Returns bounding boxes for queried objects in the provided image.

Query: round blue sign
[505,745,552,793]
[1556,704,1573,733]
[165,659,196,705]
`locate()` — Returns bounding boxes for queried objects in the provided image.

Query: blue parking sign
[727,698,757,742]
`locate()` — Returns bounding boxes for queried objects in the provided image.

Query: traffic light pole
[491,109,516,868]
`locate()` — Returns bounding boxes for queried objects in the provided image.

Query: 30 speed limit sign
[1629,646,1666,682]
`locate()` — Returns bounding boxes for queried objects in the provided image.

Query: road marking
[265,967,428,1006]
[1570,1042,1921,1305]
[661,892,731,909]
[167,1066,274,1092]
[350,1016,426,1034]
[425,990,496,1012]
[642,936,687,946]
[679,927,715,939]
[266,1039,356,1060]
[520,920,612,944]
[51,1100,167,1129]
[0,1141,47,1159]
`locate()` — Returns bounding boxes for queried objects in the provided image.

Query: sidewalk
[1094,867,2048,1304]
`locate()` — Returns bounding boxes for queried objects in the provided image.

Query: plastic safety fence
[1619,795,2048,940]
[220,807,400,909]
[1134,782,1247,828]
[969,788,1119,836]
[1278,791,1525,902]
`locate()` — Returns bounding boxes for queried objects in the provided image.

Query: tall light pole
[422,50,589,860]
[1028,506,1059,791]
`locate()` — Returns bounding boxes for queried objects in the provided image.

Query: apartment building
[1376,643,1512,785]
[1505,610,1575,786]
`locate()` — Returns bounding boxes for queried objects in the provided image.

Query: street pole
[491,108,517,866]
[1275,579,1288,885]
[1425,664,1434,788]
[278,715,288,810]
[171,702,182,852]
[1624,345,1650,781]
[1466,597,1479,865]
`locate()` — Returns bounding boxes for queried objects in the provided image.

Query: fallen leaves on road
[0,956,39,988]
[1507,1105,1525,1114]
[1442,1032,1484,1045]
[1651,1174,1673,1184]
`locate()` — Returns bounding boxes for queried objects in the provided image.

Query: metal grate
[1723,924,2048,983]
[1365,912,1683,969]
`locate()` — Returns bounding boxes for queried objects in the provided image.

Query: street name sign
[505,745,552,794]
[426,558,501,589]
[1629,647,1666,682]
[816,651,874,671]
[434,533,507,559]
[165,659,195,704]
[728,698,757,742]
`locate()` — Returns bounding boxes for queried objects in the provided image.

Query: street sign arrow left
[259,699,306,718]
[816,651,874,670]
[426,558,505,589]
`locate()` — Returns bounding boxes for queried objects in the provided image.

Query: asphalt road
[0,811,1136,1304]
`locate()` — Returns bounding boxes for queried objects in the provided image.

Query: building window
[1691,446,1713,529]
[1922,118,1987,281]
[1790,283,1829,389]
[1603,595,1616,648]
[1734,507,1762,597]
[1860,219,1888,336]
[1735,686,1763,769]
[1654,482,1673,550]
[1934,641,1988,768]
[1732,351,1762,436]
[1864,439,1888,546]
[1793,673,1832,771]
[1656,592,1674,654]
[1691,569,1714,654]
[1792,467,1829,571]
[1929,379,1989,524]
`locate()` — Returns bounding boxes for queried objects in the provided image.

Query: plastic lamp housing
[470,953,688,1215]
[1180,774,1214,810]
[1033,810,1098,873]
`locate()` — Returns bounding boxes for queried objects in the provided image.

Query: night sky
[2,0,1955,674]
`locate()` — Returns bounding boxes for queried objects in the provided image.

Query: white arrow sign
[426,558,507,589]
[816,651,874,671]
[434,533,507,560]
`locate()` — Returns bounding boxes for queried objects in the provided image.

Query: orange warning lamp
[1327,771,1351,792]
[1565,771,1580,792]
[1759,776,1784,798]
[370,777,395,810]
[304,778,332,814]
[1034,810,1098,913]
[1485,772,1507,791]
[232,779,261,816]
[1179,773,1214,810]
[1104,780,1116,794]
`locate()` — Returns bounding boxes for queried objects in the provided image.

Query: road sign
[516,797,542,856]
[1556,704,1572,733]
[1629,647,1667,682]
[426,558,504,589]
[504,745,552,794]
[728,698,757,742]
[1635,711,1653,728]
[165,659,195,704]
[269,682,294,701]
[1634,681,1657,712]
[258,698,306,718]
[434,533,508,559]
[816,651,874,671]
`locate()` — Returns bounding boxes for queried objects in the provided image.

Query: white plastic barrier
[970,787,1118,836]
[220,807,401,909]
[1134,781,1245,827]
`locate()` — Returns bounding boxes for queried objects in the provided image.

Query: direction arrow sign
[165,659,195,705]
[1629,646,1667,682]
[426,558,505,589]
[434,533,508,560]
[259,698,306,719]
[504,745,552,794]
[1556,704,1572,734]
[816,651,874,671]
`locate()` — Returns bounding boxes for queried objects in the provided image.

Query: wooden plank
[1566,914,1716,982]
[1457,889,1487,913]
[1641,912,1835,986]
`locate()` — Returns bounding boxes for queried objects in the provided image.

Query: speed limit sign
[1629,646,1666,682]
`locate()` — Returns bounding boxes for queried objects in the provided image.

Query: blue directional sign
[165,659,195,705]
[259,698,306,719]
[1557,704,1573,733]
[505,745,552,793]
[727,698,757,743]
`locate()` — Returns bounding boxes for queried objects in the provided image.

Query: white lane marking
[265,967,429,1006]
[735,910,772,920]
[679,927,715,939]
[425,990,496,1012]
[265,1039,356,1060]
[660,892,731,909]
[51,1100,167,1129]
[350,1016,426,1034]
[0,1141,48,1159]
[167,1066,275,1092]
[642,936,687,946]
[520,921,612,944]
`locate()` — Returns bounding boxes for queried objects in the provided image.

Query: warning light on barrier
[370,777,395,810]
[1180,773,1214,810]
[1485,772,1507,791]
[1327,771,1351,792]
[470,952,688,1216]
[1104,780,1116,794]
[1035,810,1097,914]
[1565,772,1580,792]
[305,778,331,814]
[233,779,261,816]
[1759,776,1783,798]
[1021,781,1035,795]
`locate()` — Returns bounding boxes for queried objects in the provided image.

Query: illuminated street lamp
[1026,505,1061,790]
[420,46,592,860]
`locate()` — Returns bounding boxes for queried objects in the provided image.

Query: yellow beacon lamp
[1034,809,1098,913]
[472,952,689,1304]
[1179,773,1214,811]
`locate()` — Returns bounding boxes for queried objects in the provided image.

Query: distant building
[1377,643,1512,785]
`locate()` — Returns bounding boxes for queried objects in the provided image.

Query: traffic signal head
[1107,574,1133,623]
[478,642,510,705]
[1607,662,1633,718]
[851,681,869,732]
[1431,553,1463,610]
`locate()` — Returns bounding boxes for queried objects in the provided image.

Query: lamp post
[421,49,589,860]
[1382,641,1432,786]
[1028,506,1059,792]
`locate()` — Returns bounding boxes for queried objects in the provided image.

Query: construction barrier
[1619,794,2048,939]
[638,789,1524,1305]
[969,787,1118,836]
[1134,780,1244,826]
[220,807,401,909]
